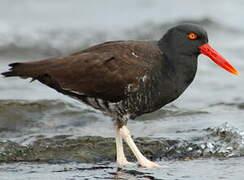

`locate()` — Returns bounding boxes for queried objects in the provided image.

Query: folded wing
[2,41,158,102]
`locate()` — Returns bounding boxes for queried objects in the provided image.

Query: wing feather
[2,41,160,102]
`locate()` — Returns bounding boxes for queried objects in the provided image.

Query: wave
[0,122,243,163]
[0,99,244,163]
[0,18,240,59]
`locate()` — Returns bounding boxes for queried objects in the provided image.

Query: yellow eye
[187,33,198,40]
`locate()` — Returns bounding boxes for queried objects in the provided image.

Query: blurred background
[0,1,244,179]
[0,0,243,107]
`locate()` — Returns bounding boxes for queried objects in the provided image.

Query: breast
[120,52,198,119]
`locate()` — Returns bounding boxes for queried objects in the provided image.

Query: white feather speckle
[142,75,147,82]
[131,52,139,58]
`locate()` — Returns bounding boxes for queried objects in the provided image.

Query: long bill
[198,43,239,75]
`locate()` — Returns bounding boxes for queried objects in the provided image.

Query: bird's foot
[138,159,161,168]
[117,159,135,168]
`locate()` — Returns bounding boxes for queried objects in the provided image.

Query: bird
[1,24,239,168]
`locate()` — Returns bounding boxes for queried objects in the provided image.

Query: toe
[117,160,135,168]
[139,160,161,168]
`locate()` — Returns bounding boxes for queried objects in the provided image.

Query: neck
[158,40,198,94]
[174,55,198,90]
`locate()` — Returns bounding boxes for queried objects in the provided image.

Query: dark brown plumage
[3,41,159,102]
[2,24,238,168]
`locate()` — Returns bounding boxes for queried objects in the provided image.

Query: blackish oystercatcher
[1,24,239,168]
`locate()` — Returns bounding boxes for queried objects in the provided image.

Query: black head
[158,23,239,75]
[159,24,209,56]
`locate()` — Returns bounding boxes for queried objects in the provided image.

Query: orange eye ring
[187,33,198,40]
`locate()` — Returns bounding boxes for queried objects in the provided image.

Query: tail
[1,62,45,80]
[2,62,32,78]
[2,63,24,77]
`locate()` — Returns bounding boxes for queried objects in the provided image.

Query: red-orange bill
[198,43,239,75]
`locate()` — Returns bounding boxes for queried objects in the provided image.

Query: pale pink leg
[115,127,134,167]
[119,125,160,168]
